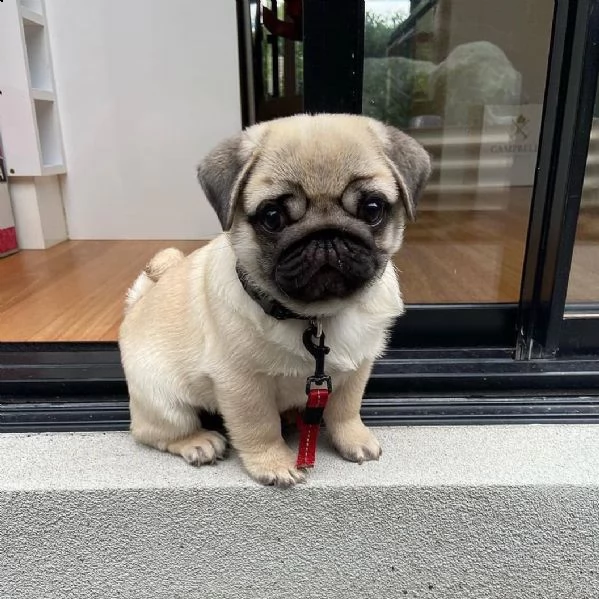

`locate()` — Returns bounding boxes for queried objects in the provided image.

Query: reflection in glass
[363,0,553,303]
[567,80,599,306]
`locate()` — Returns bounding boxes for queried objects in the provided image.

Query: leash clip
[302,319,330,379]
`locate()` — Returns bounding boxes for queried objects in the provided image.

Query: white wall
[45,0,241,239]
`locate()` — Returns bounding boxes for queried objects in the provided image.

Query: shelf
[7,164,67,178]
[23,19,52,91]
[34,99,64,173]
[20,7,45,26]
[0,0,66,178]
[41,164,66,176]
[31,88,55,102]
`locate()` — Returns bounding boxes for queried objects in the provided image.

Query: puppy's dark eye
[258,204,287,233]
[358,196,387,226]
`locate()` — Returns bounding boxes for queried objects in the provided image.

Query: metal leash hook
[315,318,323,340]
[302,319,331,388]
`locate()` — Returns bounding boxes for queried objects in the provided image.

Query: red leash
[296,322,332,469]
[296,386,329,468]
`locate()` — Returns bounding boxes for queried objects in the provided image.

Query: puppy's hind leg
[129,391,227,466]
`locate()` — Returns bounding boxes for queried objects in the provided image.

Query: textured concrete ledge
[1,425,599,598]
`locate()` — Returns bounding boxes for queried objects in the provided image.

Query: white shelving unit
[0,0,67,248]
[0,0,65,176]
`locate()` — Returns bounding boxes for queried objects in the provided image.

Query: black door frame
[516,0,599,359]
[3,0,599,433]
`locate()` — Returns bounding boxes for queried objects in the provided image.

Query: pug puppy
[119,113,430,487]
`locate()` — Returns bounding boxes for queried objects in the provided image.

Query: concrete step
[1,428,598,598]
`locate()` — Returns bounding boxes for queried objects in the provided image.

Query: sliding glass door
[3,0,599,433]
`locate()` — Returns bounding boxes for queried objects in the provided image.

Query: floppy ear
[196,131,261,231]
[373,123,432,221]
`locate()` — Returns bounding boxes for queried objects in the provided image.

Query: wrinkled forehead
[244,120,396,206]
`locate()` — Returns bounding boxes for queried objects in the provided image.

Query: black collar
[236,264,309,321]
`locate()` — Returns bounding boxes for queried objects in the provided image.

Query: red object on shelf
[0,226,17,256]
[0,136,19,258]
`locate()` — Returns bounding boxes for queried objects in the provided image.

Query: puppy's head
[197,114,430,313]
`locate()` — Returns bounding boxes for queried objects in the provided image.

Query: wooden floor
[0,240,202,342]
[1,202,598,341]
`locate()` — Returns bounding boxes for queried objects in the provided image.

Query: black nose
[311,231,341,262]
[299,229,342,245]
[311,229,339,243]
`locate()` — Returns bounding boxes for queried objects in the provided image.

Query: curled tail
[124,248,184,312]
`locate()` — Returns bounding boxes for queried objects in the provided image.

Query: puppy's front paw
[166,430,228,466]
[241,444,306,488]
[328,420,382,464]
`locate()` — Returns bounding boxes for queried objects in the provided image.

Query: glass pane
[363,0,554,303]
[566,79,599,307]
